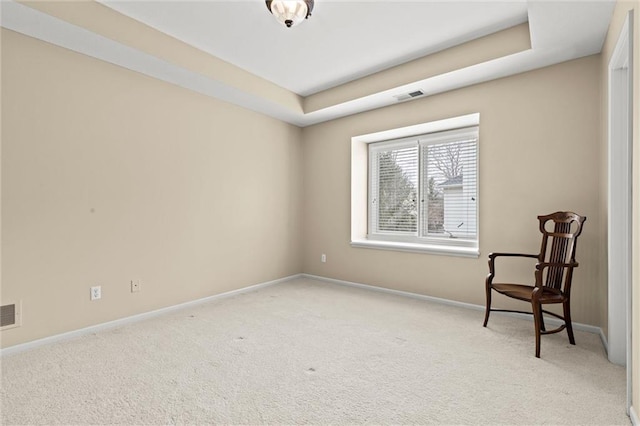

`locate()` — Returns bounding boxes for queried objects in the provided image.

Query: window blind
[422,129,478,240]
[370,143,418,234]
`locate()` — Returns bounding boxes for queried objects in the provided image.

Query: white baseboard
[302,273,605,337]
[2,272,607,357]
[631,405,639,425]
[1,274,303,357]
[599,328,609,354]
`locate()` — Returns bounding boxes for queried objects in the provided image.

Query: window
[351,114,479,257]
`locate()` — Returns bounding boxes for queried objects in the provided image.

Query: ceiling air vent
[393,90,425,102]
[1,302,21,330]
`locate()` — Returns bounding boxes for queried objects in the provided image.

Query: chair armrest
[487,253,539,282]
[533,261,579,289]
[535,261,579,270]
[488,253,539,260]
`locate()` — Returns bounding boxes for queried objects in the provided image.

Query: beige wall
[600,0,640,415]
[302,55,603,326]
[0,29,303,348]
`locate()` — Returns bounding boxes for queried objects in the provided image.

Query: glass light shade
[269,0,309,28]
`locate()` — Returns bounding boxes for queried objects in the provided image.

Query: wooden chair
[483,211,586,357]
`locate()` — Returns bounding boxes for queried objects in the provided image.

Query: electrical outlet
[90,286,101,301]
[321,253,326,263]
[130,280,140,293]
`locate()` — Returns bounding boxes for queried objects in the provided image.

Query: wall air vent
[0,302,21,330]
[393,90,425,102]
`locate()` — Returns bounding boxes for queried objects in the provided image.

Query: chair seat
[491,283,566,304]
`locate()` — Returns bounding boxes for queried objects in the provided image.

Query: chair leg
[483,285,492,327]
[563,300,576,345]
[532,300,542,358]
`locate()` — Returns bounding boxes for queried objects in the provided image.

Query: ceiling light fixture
[266,0,314,28]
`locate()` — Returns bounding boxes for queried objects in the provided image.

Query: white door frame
[607,10,633,412]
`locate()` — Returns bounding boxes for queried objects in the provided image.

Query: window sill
[350,239,480,258]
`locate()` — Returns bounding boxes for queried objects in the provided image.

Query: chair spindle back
[537,212,586,291]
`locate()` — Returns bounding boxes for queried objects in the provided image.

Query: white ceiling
[100,0,529,96]
[1,0,616,126]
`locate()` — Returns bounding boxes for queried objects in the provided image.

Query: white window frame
[351,113,480,257]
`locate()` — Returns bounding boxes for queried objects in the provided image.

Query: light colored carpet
[0,277,628,425]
